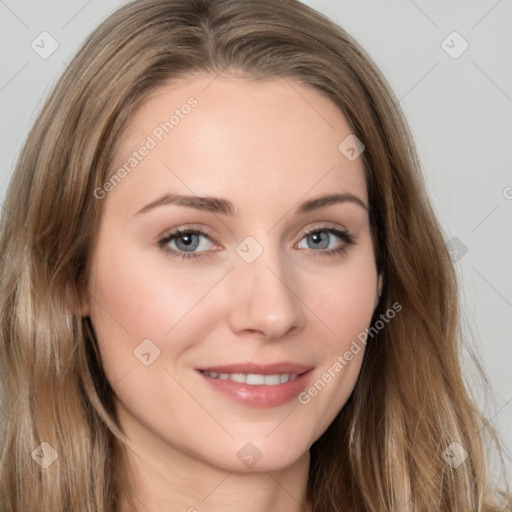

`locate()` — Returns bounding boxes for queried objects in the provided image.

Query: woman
[0,0,509,510]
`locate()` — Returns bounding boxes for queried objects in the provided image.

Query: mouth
[195,362,314,408]
[198,370,305,385]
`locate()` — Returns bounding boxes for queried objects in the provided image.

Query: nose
[227,245,306,340]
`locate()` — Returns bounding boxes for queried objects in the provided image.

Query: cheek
[287,254,378,445]
[307,253,378,347]
[87,233,227,377]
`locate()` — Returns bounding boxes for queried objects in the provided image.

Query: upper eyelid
[159,225,215,241]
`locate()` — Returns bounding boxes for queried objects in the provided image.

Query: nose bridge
[228,236,305,338]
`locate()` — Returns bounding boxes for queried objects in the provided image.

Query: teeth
[230,373,246,383]
[265,375,281,386]
[201,371,299,385]
[246,374,265,385]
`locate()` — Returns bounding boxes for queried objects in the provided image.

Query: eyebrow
[133,192,368,216]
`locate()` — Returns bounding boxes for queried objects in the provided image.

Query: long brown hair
[0,0,509,510]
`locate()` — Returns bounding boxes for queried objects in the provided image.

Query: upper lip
[197,361,314,375]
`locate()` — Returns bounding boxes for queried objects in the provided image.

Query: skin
[82,73,382,512]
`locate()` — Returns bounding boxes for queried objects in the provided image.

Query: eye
[157,228,216,260]
[296,226,355,258]
[157,225,356,261]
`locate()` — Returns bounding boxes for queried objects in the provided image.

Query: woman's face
[84,73,381,474]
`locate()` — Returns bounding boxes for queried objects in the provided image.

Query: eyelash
[157,226,356,261]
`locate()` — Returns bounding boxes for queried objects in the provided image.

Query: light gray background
[1,0,511,482]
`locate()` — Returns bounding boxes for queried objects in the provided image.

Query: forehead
[107,73,368,216]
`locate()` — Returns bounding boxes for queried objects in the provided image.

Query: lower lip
[196,369,314,408]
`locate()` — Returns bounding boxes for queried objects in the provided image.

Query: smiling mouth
[196,365,315,408]
[198,370,304,385]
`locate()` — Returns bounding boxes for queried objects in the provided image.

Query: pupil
[176,232,198,251]
[310,231,328,249]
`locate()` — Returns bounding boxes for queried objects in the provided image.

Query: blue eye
[158,229,215,260]
[297,227,356,258]
[157,226,355,261]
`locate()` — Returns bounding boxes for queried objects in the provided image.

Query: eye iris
[175,233,199,251]
[308,231,329,249]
